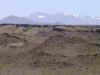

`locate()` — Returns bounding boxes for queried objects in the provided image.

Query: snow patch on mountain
[38,16,46,19]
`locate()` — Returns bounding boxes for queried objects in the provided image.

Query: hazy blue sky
[0,0,100,19]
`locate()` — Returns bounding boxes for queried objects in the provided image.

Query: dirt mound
[0,33,26,48]
[35,32,100,56]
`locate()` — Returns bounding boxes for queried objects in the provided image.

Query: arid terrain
[0,24,100,75]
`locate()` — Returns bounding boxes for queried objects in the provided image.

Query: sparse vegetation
[0,24,100,75]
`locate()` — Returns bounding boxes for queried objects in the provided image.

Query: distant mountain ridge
[0,12,100,25]
[0,15,34,24]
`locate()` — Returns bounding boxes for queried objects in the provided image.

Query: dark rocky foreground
[0,25,100,75]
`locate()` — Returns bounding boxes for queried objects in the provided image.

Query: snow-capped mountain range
[0,12,100,25]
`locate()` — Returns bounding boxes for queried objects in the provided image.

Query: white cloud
[91,16,96,19]
[95,17,100,20]
[64,13,71,16]
[38,16,46,19]
[73,13,80,18]
[90,16,100,20]
[64,12,79,18]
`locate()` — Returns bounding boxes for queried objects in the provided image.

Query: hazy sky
[0,0,100,19]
